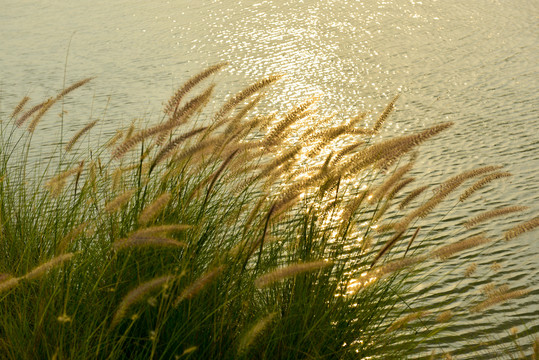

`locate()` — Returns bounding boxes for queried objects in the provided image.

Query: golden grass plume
[254,260,332,288]
[65,119,99,152]
[138,192,172,225]
[113,236,187,251]
[164,62,227,117]
[0,275,20,293]
[110,275,175,329]
[386,310,429,333]
[174,266,225,306]
[238,313,277,355]
[24,253,76,280]
[11,96,30,119]
[430,235,491,260]
[470,288,530,313]
[504,216,539,241]
[464,205,529,229]
[104,189,136,213]
[459,172,512,202]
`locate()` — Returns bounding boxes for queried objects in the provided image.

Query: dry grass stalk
[212,75,283,126]
[470,288,530,313]
[339,122,453,179]
[138,193,172,225]
[150,126,210,170]
[28,97,56,133]
[370,230,405,269]
[490,262,502,272]
[376,255,427,277]
[113,236,186,251]
[386,177,415,201]
[0,276,20,293]
[111,167,122,192]
[166,84,215,127]
[114,88,212,159]
[254,260,332,288]
[372,201,391,224]
[465,263,477,277]
[15,102,45,127]
[131,224,191,238]
[340,191,367,225]
[386,310,429,333]
[105,130,124,149]
[403,226,421,258]
[399,185,429,210]
[306,124,358,157]
[259,145,302,179]
[45,162,85,196]
[268,194,301,222]
[11,96,30,119]
[57,77,94,98]
[238,313,277,355]
[370,162,413,204]
[262,97,318,147]
[110,275,175,329]
[459,172,512,202]
[430,235,491,260]
[504,216,539,241]
[464,206,528,229]
[164,62,227,116]
[24,253,75,280]
[481,283,509,297]
[65,119,99,152]
[373,94,400,133]
[331,142,363,166]
[224,95,264,135]
[124,120,136,142]
[395,167,481,231]
[174,266,225,306]
[436,165,503,194]
[105,189,136,213]
[436,310,453,323]
[57,222,89,253]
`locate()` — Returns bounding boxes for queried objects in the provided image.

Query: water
[1,0,537,357]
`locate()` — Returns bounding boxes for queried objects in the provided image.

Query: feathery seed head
[110,275,175,329]
[138,193,172,225]
[254,260,332,288]
[504,216,539,241]
[24,253,76,280]
[105,189,136,213]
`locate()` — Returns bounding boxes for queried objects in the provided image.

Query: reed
[0,65,536,360]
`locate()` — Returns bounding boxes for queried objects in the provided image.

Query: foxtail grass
[0,64,536,360]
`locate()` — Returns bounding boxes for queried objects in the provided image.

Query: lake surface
[1,0,537,358]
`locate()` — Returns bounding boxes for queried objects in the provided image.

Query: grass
[0,63,537,359]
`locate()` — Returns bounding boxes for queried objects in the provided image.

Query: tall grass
[0,64,537,359]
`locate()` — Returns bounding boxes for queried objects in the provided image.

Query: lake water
[1,0,537,358]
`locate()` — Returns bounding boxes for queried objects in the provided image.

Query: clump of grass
[0,64,536,360]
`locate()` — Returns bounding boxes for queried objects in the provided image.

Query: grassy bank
[0,64,537,359]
